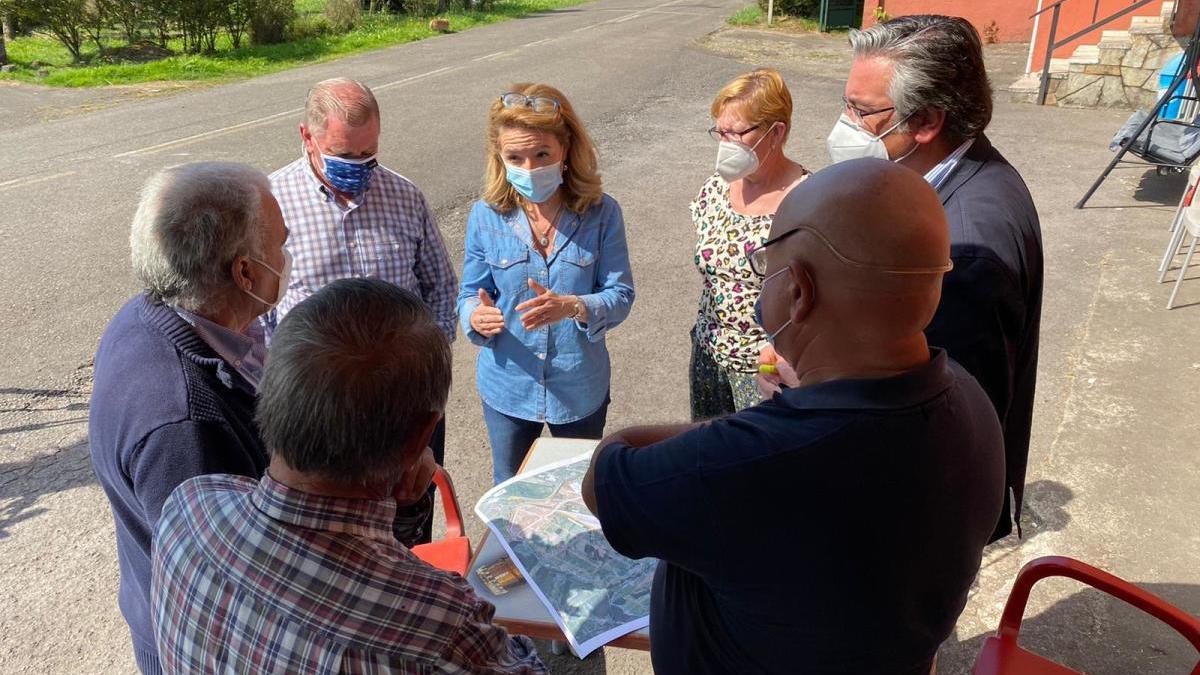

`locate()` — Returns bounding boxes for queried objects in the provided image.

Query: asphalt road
[3,5,1200,674]
[0,0,748,671]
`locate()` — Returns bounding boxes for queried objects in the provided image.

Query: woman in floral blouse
[690,68,810,420]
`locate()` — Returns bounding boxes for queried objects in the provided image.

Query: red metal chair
[972,556,1200,675]
[411,467,472,576]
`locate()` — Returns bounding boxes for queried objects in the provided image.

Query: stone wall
[1046,32,1181,109]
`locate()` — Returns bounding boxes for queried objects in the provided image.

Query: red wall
[1027,0,1169,71]
[860,0,1038,43]
[860,0,1176,74]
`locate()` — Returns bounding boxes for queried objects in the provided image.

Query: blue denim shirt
[457,195,635,424]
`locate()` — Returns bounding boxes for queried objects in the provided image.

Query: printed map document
[474,450,656,657]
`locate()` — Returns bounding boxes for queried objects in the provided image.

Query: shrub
[287,13,330,40]
[250,0,294,45]
[755,0,817,20]
[325,0,360,33]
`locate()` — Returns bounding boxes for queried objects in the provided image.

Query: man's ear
[231,255,254,294]
[788,262,816,325]
[908,108,946,145]
[402,411,442,464]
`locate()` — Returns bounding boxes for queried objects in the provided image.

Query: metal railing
[1032,0,1164,105]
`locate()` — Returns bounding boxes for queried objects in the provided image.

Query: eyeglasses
[842,96,896,125]
[499,92,561,114]
[708,123,761,143]
[747,226,954,277]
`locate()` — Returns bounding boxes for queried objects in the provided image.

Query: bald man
[582,160,1005,675]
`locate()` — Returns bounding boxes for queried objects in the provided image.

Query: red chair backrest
[974,556,1200,675]
[411,467,471,576]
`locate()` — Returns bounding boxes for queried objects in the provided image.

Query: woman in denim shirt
[457,83,635,484]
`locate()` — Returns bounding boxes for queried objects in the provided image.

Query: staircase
[1010,1,1183,109]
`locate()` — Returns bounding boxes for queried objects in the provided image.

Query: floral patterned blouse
[690,172,806,373]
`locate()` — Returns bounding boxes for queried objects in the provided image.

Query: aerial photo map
[474,451,656,657]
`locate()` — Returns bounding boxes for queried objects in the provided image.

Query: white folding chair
[1167,200,1200,308]
[1159,163,1200,279]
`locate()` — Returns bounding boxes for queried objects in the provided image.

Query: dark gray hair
[257,278,451,485]
[129,162,269,312]
[850,15,992,144]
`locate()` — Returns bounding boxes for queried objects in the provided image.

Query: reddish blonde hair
[710,68,793,141]
[483,83,603,214]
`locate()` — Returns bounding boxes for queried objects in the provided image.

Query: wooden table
[465,437,652,652]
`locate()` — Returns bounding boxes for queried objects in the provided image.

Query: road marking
[109,0,690,159]
[373,65,461,90]
[0,171,78,192]
[113,109,301,158]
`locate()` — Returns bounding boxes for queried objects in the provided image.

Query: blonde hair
[710,68,793,141]
[483,83,603,214]
[305,78,379,135]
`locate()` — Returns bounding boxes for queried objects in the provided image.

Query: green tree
[225,0,253,49]
[103,0,143,44]
[2,0,90,62]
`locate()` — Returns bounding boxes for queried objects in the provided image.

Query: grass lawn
[726,4,840,33]
[0,0,591,87]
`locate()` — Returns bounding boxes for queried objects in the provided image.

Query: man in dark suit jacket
[824,14,1044,541]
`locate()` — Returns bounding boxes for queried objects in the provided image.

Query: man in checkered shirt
[270,77,457,540]
[152,279,545,674]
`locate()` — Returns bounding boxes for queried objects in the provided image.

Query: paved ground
[1,5,1198,673]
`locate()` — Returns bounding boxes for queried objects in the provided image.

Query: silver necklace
[528,201,564,248]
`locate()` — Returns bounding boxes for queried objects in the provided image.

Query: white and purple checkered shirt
[269,158,458,340]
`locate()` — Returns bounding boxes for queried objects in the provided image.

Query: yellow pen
[758,364,778,375]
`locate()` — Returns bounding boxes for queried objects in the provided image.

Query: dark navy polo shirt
[594,349,1004,674]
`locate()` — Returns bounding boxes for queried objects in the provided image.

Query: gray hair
[305,77,380,136]
[849,15,992,144]
[129,162,269,312]
[257,278,452,485]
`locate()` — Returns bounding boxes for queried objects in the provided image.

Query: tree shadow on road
[0,437,95,541]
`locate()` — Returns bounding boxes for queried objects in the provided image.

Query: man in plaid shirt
[152,279,544,674]
[271,77,458,541]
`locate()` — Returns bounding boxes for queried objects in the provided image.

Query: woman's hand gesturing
[516,280,584,330]
[470,288,506,337]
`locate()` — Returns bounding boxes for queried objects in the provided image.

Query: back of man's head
[257,278,451,485]
[769,158,950,353]
[850,14,991,144]
[130,161,270,313]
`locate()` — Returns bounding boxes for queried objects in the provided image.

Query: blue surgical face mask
[505,162,563,203]
[314,139,377,196]
[753,267,793,345]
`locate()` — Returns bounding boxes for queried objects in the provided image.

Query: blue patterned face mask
[505,162,562,203]
[314,140,377,196]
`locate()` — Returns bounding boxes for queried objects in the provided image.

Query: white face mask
[825,113,914,164]
[244,248,292,310]
[715,123,778,182]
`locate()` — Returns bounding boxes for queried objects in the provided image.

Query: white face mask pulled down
[715,122,779,182]
[825,113,916,164]
[244,248,293,310]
